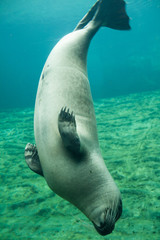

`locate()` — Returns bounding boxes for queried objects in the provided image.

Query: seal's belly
[34,63,99,153]
[37,66,94,116]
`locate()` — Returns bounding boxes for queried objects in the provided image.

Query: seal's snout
[93,199,122,236]
[93,208,115,236]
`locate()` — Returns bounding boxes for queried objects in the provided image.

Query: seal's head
[91,198,122,236]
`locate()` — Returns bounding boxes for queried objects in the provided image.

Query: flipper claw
[24,143,43,176]
[58,107,80,154]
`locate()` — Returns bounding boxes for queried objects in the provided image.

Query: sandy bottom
[0,90,160,240]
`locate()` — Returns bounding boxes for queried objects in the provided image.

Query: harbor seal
[25,0,130,236]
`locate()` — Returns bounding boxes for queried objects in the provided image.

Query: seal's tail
[74,0,130,31]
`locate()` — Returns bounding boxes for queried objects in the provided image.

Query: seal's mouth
[92,200,122,236]
[92,220,115,236]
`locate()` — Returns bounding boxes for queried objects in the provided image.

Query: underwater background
[0,0,160,239]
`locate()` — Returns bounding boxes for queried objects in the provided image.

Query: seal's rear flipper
[75,0,130,31]
[58,107,82,155]
[74,1,99,31]
[94,0,130,30]
[25,143,43,176]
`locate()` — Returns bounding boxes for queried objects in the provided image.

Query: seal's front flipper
[58,107,82,155]
[25,143,43,176]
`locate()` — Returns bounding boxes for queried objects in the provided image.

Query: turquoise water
[0,0,160,108]
[1,90,160,239]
